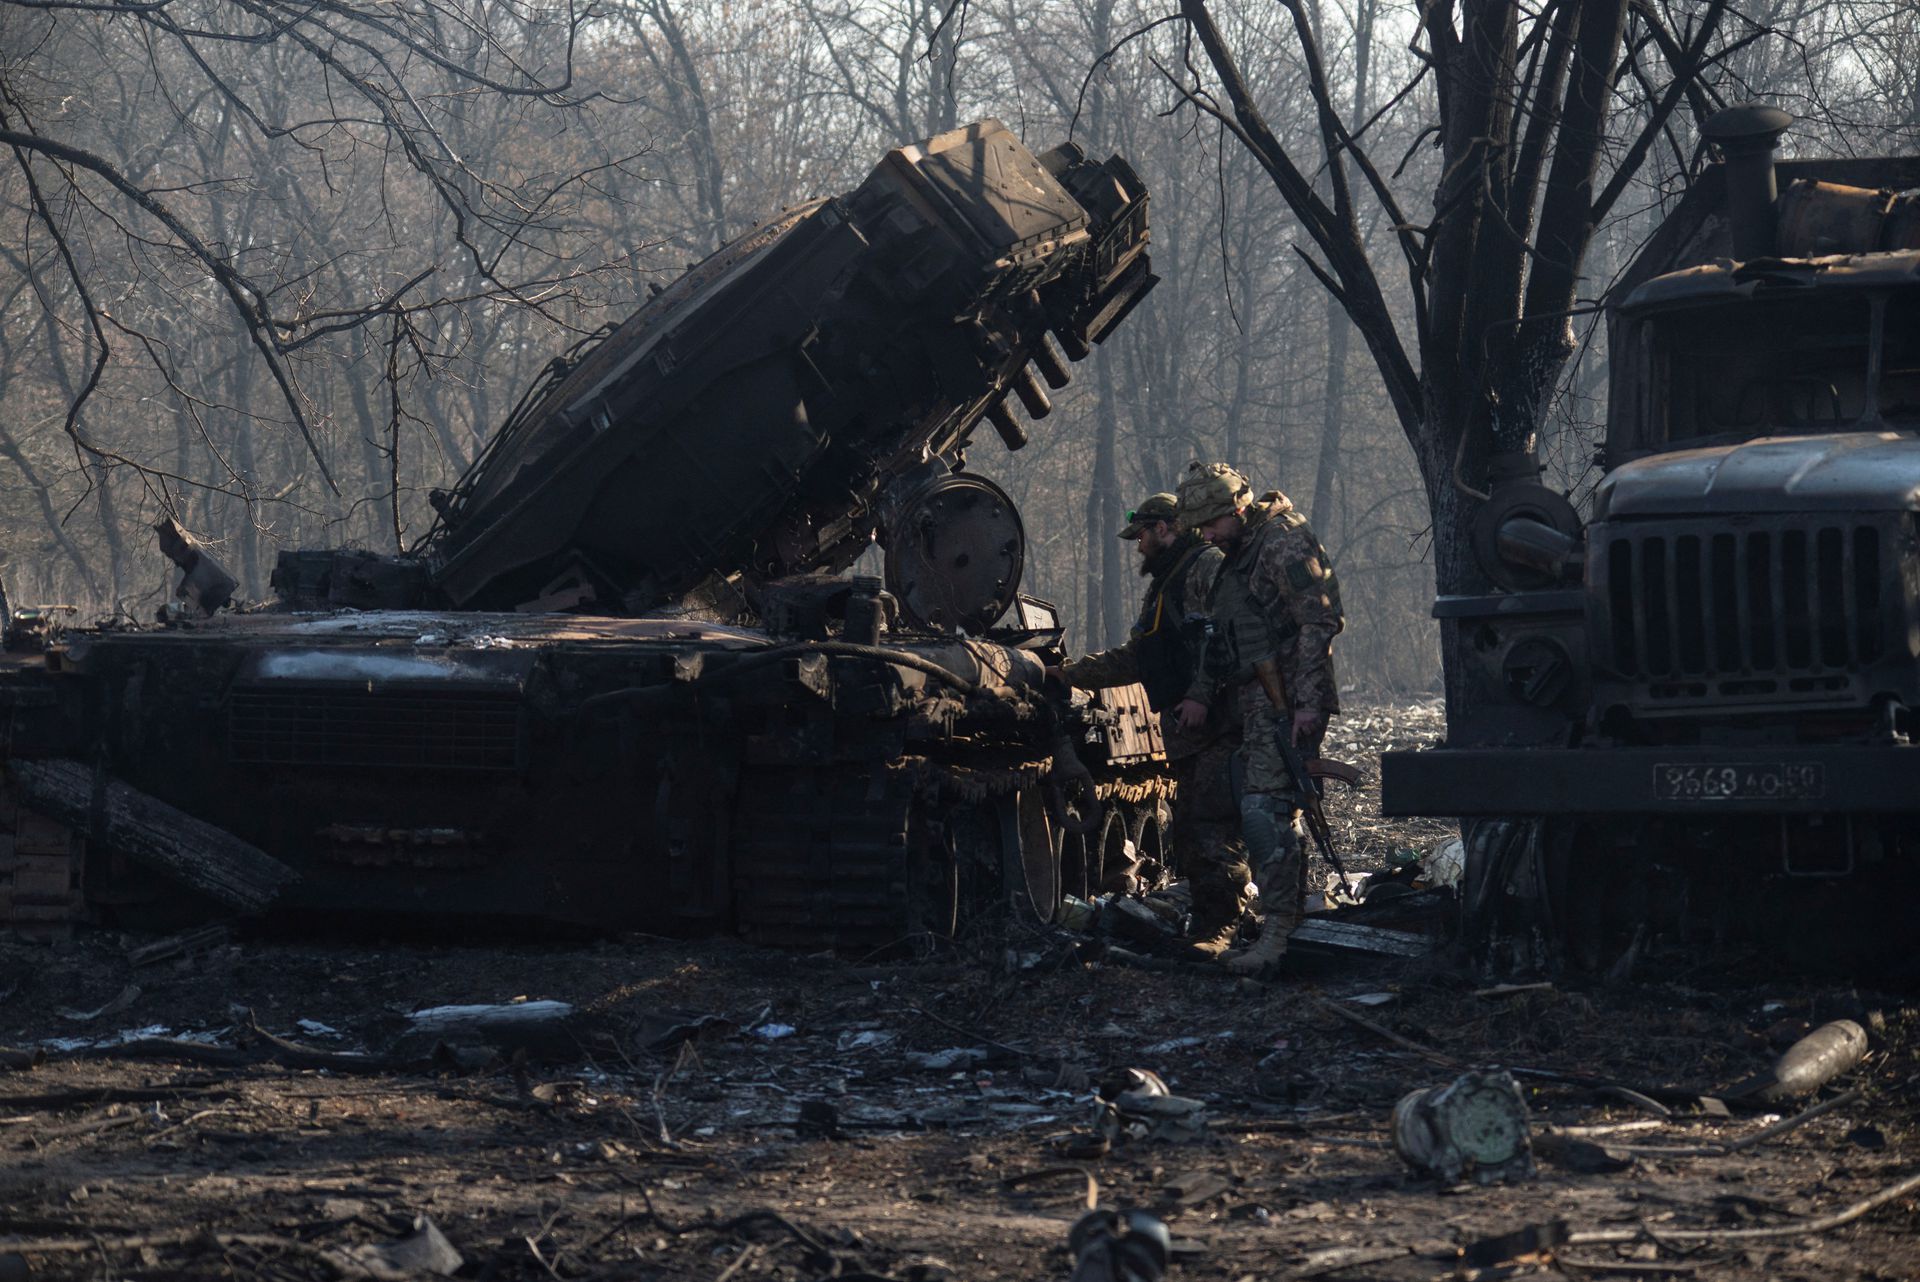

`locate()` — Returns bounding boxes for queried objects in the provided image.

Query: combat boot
[1173,907,1243,959]
[1174,862,1250,959]
[1223,795,1302,977]
[1221,902,1293,974]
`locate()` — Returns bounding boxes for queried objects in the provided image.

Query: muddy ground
[1,701,1916,1281]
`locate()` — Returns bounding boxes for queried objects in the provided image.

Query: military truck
[1381,107,1920,970]
[0,121,1172,951]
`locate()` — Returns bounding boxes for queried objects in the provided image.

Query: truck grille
[1600,522,1883,697]
[229,686,523,771]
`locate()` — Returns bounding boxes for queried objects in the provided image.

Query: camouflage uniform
[1177,465,1343,970]
[1061,501,1248,935]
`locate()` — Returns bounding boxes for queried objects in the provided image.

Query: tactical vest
[1209,508,1337,685]
[1135,543,1208,711]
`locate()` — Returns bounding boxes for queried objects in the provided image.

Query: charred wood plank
[5,759,297,912]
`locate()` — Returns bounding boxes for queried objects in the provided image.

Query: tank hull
[0,611,1169,947]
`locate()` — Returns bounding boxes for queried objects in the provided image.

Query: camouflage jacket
[1062,536,1227,755]
[1209,492,1344,716]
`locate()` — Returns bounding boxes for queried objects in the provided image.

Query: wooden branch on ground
[5,759,298,912]
[1311,995,1461,1067]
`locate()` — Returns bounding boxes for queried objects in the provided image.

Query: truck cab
[1380,110,1920,969]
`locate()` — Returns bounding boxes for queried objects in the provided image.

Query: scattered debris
[1473,981,1555,1000]
[126,925,229,968]
[1314,995,1458,1067]
[1389,1070,1535,1185]
[1142,1031,1232,1055]
[1725,1019,1869,1102]
[1067,1208,1170,1282]
[1096,1068,1208,1145]
[0,1046,45,1072]
[346,1215,463,1277]
[635,1009,734,1050]
[1600,1086,1868,1158]
[55,984,141,1023]
[905,1047,993,1071]
[1455,1167,1920,1264]
[1290,919,1433,959]
[1532,1130,1634,1174]
[403,1000,579,1055]
[794,1099,844,1139]
[1158,1170,1232,1210]
[1460,1219,1566,1269]
[749,1022,798,1041]
[1423,837,1464,888]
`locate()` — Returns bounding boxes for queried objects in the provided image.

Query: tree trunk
[1088,354,1126,647]
[1308,0,1375,549]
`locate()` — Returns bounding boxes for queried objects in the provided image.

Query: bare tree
[1157,0,1756,702]
[0,0,646,601]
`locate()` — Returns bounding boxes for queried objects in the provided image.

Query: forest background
[2,0,1917,692]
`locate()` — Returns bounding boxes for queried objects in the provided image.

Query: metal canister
[1390,1069,1536,1185]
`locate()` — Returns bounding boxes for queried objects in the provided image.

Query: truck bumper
[1380,744,1920,816]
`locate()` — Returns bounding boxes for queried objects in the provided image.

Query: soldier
[1172,462,1344,975]
[1046,492,1251,955]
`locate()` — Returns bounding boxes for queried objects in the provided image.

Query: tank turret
[270,120,1154,633]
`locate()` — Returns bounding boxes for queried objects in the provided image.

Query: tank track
[732,758,1174,953]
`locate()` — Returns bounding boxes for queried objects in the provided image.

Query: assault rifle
[1251,655,1353,887]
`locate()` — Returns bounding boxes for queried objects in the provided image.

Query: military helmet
[1176,462,1252,527]
[1117,492,1179,539]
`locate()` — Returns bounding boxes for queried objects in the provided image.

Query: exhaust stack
[1703,104,1794,261]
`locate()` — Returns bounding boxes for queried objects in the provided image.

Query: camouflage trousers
[1241,794,1306,939]
[1234,681,1326,802]
[1169,736,1251,929]
[1233,681,1325,938]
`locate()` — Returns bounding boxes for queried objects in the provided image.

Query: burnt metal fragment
[1390,1070,1536,1185]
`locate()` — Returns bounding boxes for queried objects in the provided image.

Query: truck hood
[1595,432,1920,519]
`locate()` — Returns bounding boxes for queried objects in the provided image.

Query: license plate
[1652,762,1825,802]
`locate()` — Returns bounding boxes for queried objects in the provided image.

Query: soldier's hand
[1173,698,1209,731]
[1291,708,1327,746]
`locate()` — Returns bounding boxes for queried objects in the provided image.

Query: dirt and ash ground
[0,700,1916,1282]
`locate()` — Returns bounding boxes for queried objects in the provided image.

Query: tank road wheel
[1009,790,1061,925]
[925,798,1010,934]
[911,794,1056,940]
[1093,804,1137,894]
[1058,814,1094,904]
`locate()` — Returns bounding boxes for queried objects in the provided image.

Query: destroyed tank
[1381,106,1920,971]
[0,121,1170,952]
